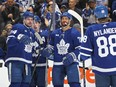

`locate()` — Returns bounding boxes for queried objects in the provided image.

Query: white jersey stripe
[81,46,93,52]
[80,52,91,57]
[5,57,32,64]
[92,66,116,72]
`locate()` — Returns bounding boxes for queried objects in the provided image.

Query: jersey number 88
[96,35,116,57]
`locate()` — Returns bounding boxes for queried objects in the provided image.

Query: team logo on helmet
[94,5,108,19]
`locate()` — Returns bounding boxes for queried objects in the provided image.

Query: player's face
[24,17,34,27]
[33,21,41,32]
[61,16,71,27]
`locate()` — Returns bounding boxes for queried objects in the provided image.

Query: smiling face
[61,16,70,26]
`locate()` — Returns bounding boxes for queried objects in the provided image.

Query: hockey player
[80,5,116,87]
[42,12,81,87]
[30,15,48,87]
[5,11,36,87]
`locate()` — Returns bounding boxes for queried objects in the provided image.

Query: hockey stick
[68,10,84,37]
[34,32,43,45]
[68,10,86,87]
[29,32,43,87]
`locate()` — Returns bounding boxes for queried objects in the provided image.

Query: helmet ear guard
[94,5,108,19]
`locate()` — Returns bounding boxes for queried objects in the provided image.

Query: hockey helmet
[34,15,41,23]
[23,11,34,19]
[94,5,108,19]
[61,12,72,20]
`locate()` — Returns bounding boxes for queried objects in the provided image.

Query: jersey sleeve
[80,26,93,60]
[7,24,23,46]
[71,28,81,60]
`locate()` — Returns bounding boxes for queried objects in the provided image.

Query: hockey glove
[42,46,54,60]
[63,52,77,66]
[17,34,31,45]
[47,54,54,60]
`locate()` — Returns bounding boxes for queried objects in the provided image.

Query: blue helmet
[61,12,72,20]
[23,11,34,19]
[34,15,41,23]
[94,5,108,19]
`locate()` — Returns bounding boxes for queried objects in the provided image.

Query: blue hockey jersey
[32,30,48,67]
[80,22,116,75]
[5,23,36,65]
[49,27,81,64]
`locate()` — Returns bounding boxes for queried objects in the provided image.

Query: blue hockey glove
[42,46,54,60]
[47,54,54,60]
[17,34,31,45]
[63,52,77,66]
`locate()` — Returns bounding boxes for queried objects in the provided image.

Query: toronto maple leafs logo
[57,39,70,55]
[24,44,32,53]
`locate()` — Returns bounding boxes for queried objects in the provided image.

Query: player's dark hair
[98,17,111,23]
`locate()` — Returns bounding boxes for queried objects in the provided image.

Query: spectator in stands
[0,1,5,34]
[1,29,7,37]
[15,0,34,12]
[60,4,67,13]
[44,1,61,31]
[27,5,34,13]
[4,23,12,35]
[33,0,49,30]
[76,0,87,10]
[0,29,7,60]
[1,0,20,25]
[68,0,82,26]
[82,0,96,28]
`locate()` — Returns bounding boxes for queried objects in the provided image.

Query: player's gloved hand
[47,54,54,60]
[63,52,77,66]
[41,45,54,60]
[17,34,31,45]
